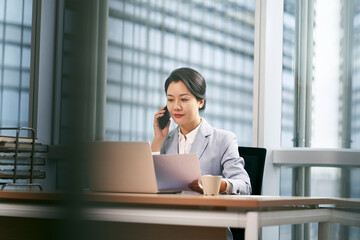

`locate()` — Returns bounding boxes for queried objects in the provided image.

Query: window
[106,0,255,146]
[282,1,360,150]
[0,0,34,137]
[281,0,360,239]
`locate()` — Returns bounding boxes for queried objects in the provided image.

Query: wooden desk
[0,191,358,240]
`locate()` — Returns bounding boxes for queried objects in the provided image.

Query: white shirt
[178,120,202,154]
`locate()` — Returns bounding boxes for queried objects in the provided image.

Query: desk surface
[0,191,359,208]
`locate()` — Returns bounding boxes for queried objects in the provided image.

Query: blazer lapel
[190,119,212,159]
[164,128,179,154]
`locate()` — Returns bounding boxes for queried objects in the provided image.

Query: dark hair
[164,67,206,111]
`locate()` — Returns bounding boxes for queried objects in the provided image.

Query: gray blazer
[161,119,251,195]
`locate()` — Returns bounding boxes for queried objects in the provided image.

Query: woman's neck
[180,117,202,136]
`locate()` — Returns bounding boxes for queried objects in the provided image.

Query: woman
[152,67,251,195]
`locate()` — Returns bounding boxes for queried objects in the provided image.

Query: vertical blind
[281,0,296,148]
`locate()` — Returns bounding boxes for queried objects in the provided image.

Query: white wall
[36,0,57,191]
[253,0,284,239]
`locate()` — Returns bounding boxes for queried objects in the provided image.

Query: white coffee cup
[198,175,222,196]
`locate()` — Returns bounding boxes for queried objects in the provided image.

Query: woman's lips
[174,114,183,118]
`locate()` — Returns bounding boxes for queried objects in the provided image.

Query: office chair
[231,146,267,240]
[239,146,267,195]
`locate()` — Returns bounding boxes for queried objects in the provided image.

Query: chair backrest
[238,146,267,195]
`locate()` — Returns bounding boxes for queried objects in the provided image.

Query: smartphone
[157,106,170,129]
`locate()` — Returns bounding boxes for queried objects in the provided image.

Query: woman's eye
[167,99,174,102]
[181,98,188,102]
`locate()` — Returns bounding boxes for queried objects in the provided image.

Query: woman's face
[166,81,204,132]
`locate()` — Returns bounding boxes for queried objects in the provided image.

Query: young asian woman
[151,67,251,195]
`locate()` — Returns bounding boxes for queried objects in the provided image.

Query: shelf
[0,127,47,191]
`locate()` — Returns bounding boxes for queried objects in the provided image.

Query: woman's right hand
[151,107,170,152]
[188,179,203,193]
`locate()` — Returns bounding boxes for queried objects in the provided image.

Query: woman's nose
[173,100,181,110]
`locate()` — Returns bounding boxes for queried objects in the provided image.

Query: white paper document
[153,153,201,191]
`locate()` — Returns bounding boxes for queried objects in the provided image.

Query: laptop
[88,141,201,194]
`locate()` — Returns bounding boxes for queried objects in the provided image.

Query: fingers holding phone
[154,106,170,133]
[157,106,171,129]
[152,106,171,152]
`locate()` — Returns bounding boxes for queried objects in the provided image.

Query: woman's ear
[198,99,205,109]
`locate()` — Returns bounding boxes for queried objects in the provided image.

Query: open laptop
[88,141,201,194]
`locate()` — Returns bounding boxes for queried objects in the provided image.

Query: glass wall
[0,0,33,136]
[105,0,255,146]
[281,0,360,239]
[281,0,360,194]
[352,0,360,149]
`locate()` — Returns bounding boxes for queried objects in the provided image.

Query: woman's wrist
[151,137,166,152]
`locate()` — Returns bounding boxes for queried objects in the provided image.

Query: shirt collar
[178,118,203,144]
